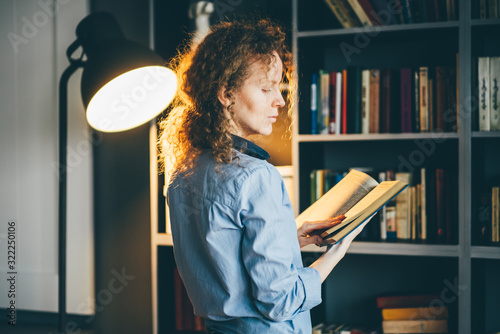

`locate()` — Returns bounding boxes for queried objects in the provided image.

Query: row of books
[174,267,205,332]
[477,186,500,244]
[377,294,449,333]
[310,168,457,243]
[477,57,500,131]
[310,65,457,135]
[479,0,500,19]
[323,0,458,28]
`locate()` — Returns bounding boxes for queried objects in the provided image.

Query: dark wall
[90,1,153,333]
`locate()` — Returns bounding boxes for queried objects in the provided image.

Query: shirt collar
[231,134,270,160]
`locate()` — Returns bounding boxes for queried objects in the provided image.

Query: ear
[217,85,232,108]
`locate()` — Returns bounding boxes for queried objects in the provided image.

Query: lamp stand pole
[58,61,83,334]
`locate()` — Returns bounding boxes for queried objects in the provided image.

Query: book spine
[310,169,317,204]
[329,71,337,134]
[413,69,421,133]
[480,0,487,18]
[346,0,374,25]
[382,319,448,333]
[320,70,330,134]
[323,0,361,28]
[386,206,397,239]
[382,306,449,320]
[401,68,413,133]
[311,73,318,134]
[493,187,499,243]
[361,69,371,134]
[436,169,446,242]
[347,66,363,133]
[419,67,429,132]
[428,77,434,131]
[369,69,381,133]
[357,0,384,25]
[370,0,401,25]
[490,57,500,130]
[420,168,427,240]
[401,0,414,23]
[479,57,491,131]
[336,72,343,134]
[410,186,417,240]
[396,172,413,239]
[379,171,387,240]
[380,69,392,133]
[489,0,499,18]
[342,69,348,134]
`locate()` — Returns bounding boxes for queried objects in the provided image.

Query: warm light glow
[86,66,177,132]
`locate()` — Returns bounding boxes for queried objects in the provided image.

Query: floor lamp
[58,12,176,333]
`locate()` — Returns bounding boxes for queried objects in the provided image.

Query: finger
[300,217,345,232]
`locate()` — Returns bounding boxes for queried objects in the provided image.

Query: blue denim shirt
[168,135,322,334]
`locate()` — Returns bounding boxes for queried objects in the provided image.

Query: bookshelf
[149,0,500,333]
[291,0,499,333]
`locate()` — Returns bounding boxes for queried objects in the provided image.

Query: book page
[322,180,408,242]
[296,169,379,226]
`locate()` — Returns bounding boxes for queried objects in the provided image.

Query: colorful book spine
[396,172,413,239]
[419,66,429,132]
[369,69,381,133]
[420,168,427,240]
[346,0,374,26]
[329,71,338,134]
[320,70,330,134]
[361,69,371,134]
[322,0,361,28]
[413,68,421,132]
[342,69,348,134]
[489,57,500,130]
[335,72,343,135]
[479,57,491,131]
[493,186,499,243]
[311,73,318,134]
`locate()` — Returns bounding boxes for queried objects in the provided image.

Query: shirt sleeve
[238,164,322,322]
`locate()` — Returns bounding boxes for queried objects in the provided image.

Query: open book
[296,169,408,246]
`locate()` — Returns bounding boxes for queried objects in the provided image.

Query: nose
[273,91,286,108]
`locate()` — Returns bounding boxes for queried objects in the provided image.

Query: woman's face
[225,52,286,138]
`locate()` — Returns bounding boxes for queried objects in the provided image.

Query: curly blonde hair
[158,18,295,180]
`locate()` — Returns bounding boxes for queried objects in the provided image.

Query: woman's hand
[297,215,345,248]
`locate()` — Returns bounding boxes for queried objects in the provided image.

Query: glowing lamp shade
[75,12,176,132]
[86,66,177,132]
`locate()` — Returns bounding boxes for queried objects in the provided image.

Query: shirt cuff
[297,267,322,311]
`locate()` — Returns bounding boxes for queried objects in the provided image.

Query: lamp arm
[57,61,83,334]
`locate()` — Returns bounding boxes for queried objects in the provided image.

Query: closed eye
[262,88,271,93]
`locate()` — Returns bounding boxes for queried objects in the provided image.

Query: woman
[159,19,368,334]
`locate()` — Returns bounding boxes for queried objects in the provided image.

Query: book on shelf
[382,319,448,333]
[311,73,318,134]
[308,167,457,243]
[309,65,456,135]
[493,186,499,243]
[322,0,361,28]
[382,306,449,320]
[378,294,449,333]
[480,0,500,18]
[323,0,457,27]
[377,294,441,309]
[297,169,408,246]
